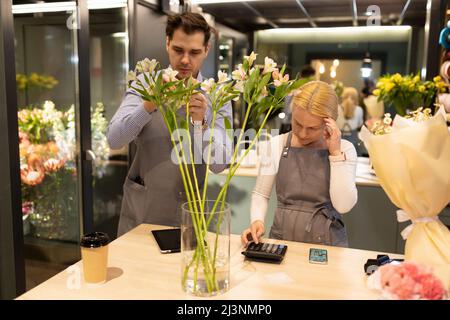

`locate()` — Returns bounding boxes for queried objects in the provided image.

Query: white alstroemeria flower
[249,68,257,76]
[201,78,216,94]
[135,63,143,73]
[231,64,246,81]
[233,80,244,93]
[262,57,277,74]
[217,70,228,84]
[272,70,289,87]
[141,58,157,74]
[163,67,179,82]
[126,70,137,83]
[43,100,55,112]
[244,51,257,67]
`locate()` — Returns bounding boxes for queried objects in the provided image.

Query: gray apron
[117,107,205,236]
[269,132,348,247]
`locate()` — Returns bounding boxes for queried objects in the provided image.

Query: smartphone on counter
[151,228,181,253]
[309,248,328,265]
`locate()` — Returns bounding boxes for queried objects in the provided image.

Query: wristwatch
[329,152,346,162]
[190,116,208,130]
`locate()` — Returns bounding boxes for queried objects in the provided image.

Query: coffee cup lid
[80,232,110,248]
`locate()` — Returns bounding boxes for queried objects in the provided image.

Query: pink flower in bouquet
[43,158,65,172]
[420,274,447,300]
[373,262,447,300]
[22,201,33,216]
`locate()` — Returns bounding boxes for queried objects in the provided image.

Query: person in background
[336,87,364,156]
[107,12,232,236]
[242,81,357,247]
[299,64,316,79]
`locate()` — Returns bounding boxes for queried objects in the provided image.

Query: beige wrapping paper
[360,108,450,289]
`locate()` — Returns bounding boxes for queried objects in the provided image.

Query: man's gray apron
[269,132,348,247]
[117,108,205,236]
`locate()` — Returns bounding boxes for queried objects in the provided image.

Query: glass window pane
[14,0,81,291]
[89,6,128,238]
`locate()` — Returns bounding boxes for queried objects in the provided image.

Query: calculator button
[255,243,263,251]
[271,245,279,253]
[248,243,256,250]
[266,243,273,253]
[261,243,268,251]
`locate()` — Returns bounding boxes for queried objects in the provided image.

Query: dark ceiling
[195,0,428,33]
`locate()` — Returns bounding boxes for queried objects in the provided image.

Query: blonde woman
[241,81,357,247]
[337,87,364,155]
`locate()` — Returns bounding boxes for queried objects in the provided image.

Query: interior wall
[135,4,169,68]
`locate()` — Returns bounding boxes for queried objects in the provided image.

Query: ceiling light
[330,70,336,78]
[319,63,325,74]
[192,0,261,4]
[361,53,372,78]
[12,0,127,14]
[256,26,412,43]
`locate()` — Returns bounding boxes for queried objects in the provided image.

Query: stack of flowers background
[373,73,447,116]
[367,262,448,300]
[19,101,109,240]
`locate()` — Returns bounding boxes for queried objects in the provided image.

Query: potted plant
[372,73,447,116]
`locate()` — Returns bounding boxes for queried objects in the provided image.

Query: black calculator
[241,242,288,263]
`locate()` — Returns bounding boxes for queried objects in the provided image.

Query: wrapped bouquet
[360,106,450,289]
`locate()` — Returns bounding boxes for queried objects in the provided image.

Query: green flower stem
[171,111,200,216]
[194,249,200,291]
[208,103,276,275]
[229,102,253,175]
[200,110,217,213]
[161,109,214,292]
[209,104,276,286]
[205,101,254,229]
[162,101,217,293]
[171,112,216,287]
[185,100,203,207]
[183,100,209,239]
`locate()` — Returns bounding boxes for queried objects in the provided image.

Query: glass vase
[181,200,230,297]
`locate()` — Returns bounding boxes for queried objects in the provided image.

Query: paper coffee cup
[80,232,110,285]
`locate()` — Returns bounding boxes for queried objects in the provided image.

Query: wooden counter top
[17,224,402,300]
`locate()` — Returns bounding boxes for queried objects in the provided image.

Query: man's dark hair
[300,64,316,78]
[166,12,213,47]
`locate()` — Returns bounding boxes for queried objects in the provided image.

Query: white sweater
[251,133,358,224]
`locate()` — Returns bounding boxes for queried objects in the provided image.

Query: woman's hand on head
[241,220,265,246]
[324,118,342,156]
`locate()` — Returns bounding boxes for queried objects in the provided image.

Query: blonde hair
[341,87,359,119]
[291,80,339,120]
